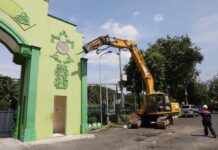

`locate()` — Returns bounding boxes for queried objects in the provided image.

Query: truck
[181,104,199,117]
[83,35,180,129]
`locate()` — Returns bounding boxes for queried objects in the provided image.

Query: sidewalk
[0,138,26,150]
[0,134,95,150]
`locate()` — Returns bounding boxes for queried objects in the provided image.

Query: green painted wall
[0,0,85,140]
[36,15,83,139]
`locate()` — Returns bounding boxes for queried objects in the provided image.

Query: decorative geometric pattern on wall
[51,30,74,49]
[0,0,36,31]
[50,30,75,90]
[13,11,30,26]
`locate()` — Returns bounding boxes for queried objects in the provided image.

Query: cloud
[101,19,139,40]
[82,20,138,84]
[0,44,20,78]
[153,14,164,22]
[0,63,20,78]
[85,51,131,66]
[194,14,218,30]
[191,13,218,81]
[192,13,218,46]
[133,11,139,16]
[85,50,131,85]
[79,20,103,43]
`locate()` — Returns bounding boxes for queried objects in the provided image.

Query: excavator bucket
[127,113,142,128]
[83,36,108,53]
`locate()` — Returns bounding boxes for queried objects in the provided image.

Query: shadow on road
[191,134,215,138]
[191,134,205,137]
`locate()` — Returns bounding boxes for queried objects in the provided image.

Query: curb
[26,134,95,145]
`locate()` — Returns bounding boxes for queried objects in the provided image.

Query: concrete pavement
[0,134,95,150]
[0,114,218,150]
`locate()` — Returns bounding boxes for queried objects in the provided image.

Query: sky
[1,0,218,84]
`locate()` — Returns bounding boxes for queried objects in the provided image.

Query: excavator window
[157,96,164,112]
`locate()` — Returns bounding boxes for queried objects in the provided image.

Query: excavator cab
[145,93,171,114]
[137,92,172,116]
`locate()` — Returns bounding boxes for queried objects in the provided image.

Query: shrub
[0,100,11,110]
[88,116,97,123]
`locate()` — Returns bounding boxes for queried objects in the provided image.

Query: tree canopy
[88,85,116,106]
[0,75,19,110]
[124,35,203,102]
[187,81,209,105]
[208,74,218,105]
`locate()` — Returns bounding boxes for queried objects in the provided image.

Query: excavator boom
[83,35,154,94]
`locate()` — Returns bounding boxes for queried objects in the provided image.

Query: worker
[199,105,216,138]
[157,100,164,112]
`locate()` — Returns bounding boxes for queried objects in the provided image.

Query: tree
[124,35,203,102]
[88,85,100,105]
[187,81,209,105]
[155,35,203,101]
[124,50,166,92]
[208,74,218,108]
[124,50,166,106]
[88,85,116,106]
[0,75,19,110]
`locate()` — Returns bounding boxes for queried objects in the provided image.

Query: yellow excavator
[83,35,180,129]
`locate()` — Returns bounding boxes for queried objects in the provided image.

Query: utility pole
[106,85,109,124]
[99,51,112,125]
[184,80,189,105]
[185,87,188,105]
[117,50,124,108]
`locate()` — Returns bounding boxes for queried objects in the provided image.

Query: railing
[88,105,137,124]
[88,105,137,114]
[0,110,15,136]
[88,106,116,114]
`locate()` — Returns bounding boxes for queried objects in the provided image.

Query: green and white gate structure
[0,0,88,141]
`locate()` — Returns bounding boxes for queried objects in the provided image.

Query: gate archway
[0,0,88,142]
[0,19,40,141]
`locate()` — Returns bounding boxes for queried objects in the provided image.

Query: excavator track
[156,115,173,129]
[127,113,174,129]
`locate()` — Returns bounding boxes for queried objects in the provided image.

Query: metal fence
[88,106,116,114]
[0,110,15,135]
[88,105,137,124]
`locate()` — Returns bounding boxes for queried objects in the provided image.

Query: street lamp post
[99,51,112,125]
[185,87,188,104]
[106,84,109,124]
[117,50,124,108]
[184,80,189,105]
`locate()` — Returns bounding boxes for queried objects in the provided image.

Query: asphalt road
[1,114,218,150]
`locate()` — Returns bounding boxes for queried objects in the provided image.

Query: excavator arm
[83,35,155,94]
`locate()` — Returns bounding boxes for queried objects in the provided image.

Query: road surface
[1,114,218,150]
